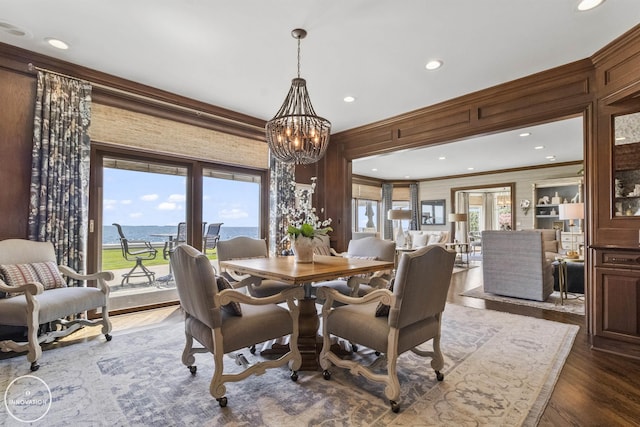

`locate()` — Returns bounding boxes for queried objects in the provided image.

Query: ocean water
[103,225,258,245]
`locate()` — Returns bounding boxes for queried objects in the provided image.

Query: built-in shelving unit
[532,178,583,231]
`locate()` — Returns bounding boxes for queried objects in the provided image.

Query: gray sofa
[481,230,554,301]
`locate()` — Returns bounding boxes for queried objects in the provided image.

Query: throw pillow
[0,261,66,298]
[427,233,442,245]
[412,233,429,248]
[216,275,242,316]
[375,278,395,317]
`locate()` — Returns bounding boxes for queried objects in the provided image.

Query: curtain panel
[409,183,419,230]
[382,183,393,240]
[28,71,92,273]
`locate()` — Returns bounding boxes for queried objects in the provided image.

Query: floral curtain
[409,183,419,230]
[268,155,295,256]
[28,71,92,273]
[382,183,393,240]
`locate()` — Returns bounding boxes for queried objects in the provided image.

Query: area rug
[461,286,585,315]
[0,304,578,426]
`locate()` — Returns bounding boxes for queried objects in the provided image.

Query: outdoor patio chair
[203,222,223,254]
[113,223,157,286]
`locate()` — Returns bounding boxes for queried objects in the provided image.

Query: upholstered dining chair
[170,244,302,407]
[317,245,456,413]
[216,236,291,298]
[313,236,396,298]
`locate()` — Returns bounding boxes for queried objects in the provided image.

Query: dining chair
[170,244,302,407]
[216,236,291,298]
[313,236,396,298]
[113,223,157,286]
[317,245,456,413]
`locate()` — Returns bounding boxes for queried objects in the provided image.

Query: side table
[444,242,470,267]
[556,257,584,305]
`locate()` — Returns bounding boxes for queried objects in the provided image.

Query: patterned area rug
[461,286,585,315]
[0,304,578,426]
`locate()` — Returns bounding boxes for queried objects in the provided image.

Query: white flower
[280,177,332,239]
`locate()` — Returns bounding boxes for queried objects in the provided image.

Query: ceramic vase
[291,237,315,263]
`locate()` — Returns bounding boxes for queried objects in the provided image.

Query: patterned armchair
[0,239,112,371]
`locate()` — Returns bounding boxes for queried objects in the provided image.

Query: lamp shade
[388,209,412,220]
[448,213,468,222]
[558,203,584,220]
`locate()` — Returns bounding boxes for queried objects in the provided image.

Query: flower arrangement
[280,177,333,240]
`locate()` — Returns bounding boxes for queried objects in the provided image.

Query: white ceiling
[0,1,638,179]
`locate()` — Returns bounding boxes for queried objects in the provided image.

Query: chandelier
[265,29,331,165]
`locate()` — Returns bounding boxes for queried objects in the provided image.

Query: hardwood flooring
[8,261,640,425]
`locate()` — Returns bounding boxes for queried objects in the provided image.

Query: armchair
[170,244,302,407]
[313,236,396,298]
[482,230,554,301]
[0,239,113,371]
[317,245,456,412]
[216,236,291,298]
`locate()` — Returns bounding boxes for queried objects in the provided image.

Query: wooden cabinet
[532,179,583,230]
[591,88,640,359]
[593,250,640,358]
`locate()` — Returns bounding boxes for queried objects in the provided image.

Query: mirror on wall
[613,111,640,217]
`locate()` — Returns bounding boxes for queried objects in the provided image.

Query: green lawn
[101,247,217,270]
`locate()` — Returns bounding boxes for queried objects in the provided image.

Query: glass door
[101,157,188,312]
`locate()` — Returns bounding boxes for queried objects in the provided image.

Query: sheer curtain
[28,71,92,273]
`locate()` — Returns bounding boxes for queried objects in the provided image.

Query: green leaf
[300,223,315,238]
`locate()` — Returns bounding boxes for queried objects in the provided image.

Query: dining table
[219,254,395,371]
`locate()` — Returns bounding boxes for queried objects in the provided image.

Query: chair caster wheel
[322,370,331,380]
[105,334,112,341]
[30,362,40,372]
[290,371,298,382]
[436,370,444,381]
[390,400,400,413]
[249,345,256,355]
[217,397,228,407]
[188,365,197,375]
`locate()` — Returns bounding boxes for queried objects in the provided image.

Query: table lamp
[448,213,468,243]
[558,202,584,259]
[388,209,412,247]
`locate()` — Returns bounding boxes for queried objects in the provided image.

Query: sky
[103,168,259,227]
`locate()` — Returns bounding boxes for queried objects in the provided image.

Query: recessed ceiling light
[425,60,443,70]
[546,155,556,160]
[467,167,474,171]
[577,0,605,11]
[371,168,378,172]
[519,132,531,137]
[438,156,446,160]
[404,175,410,179]
[46,37,69,50]
[343,96,355,103]
[534,145,544,150]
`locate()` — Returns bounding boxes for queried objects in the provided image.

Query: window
[353,199,379,232]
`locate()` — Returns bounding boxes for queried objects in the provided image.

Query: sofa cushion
[216,275,242,316]
[427,233,443,245]
[543,240,559,254]
[412,233,429,248]
[0,261,66,298]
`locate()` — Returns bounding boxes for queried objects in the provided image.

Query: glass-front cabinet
[592,94,640,359]
[613,111,640,217]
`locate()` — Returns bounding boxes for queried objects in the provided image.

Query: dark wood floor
[12,262,640,426]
